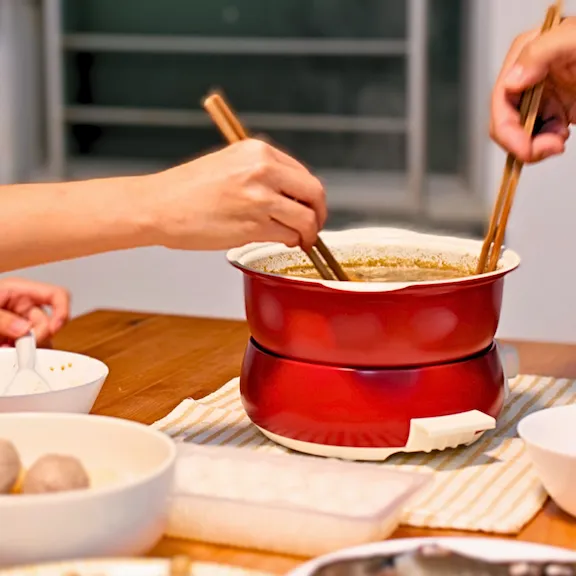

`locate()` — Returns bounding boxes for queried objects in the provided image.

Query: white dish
[518,404,576,517]
[0,348,109,413]
[0,559,269,576]
[287,537,576,576]
[0,413,176,566]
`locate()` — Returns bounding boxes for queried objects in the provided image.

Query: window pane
[65,53,406,118]
[67,125,406,172]
[427,0,464,174]
[62,0,469,190]
[63,0,406,39]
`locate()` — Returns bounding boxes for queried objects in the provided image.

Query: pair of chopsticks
[202,91,351,282]
[476,1,563,274]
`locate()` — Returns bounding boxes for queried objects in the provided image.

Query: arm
[0,176,152,273]
[0,139,326,273]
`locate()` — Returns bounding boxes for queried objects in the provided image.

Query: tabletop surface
[53,309,576,574]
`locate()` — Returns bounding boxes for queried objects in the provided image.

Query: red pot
[228,228,520,368]
[240,338,506,450]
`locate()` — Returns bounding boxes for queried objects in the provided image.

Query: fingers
[254,220,301,248]
[490,21,576,162]
[47,288,70,332]
[507,20,576,91]
[491,113,533,162]
[0,306,52,347]
[531,132,566,162]
[0,310,31,341]
[237,139,328,233]
[26,306,52,345]
[269,164,327,229]
[268,194,320,251]
[490,30,540,161]
[0,278,70,333]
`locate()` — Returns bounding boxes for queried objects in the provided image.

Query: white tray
[168,443,432,557]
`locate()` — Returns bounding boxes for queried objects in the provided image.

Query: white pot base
[256,408,496,462]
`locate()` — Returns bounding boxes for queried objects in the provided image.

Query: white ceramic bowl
[0,413,176,566]
[0,349,109,413]
[518,405,576,517]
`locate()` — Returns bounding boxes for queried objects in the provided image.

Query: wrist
[118,174,163,249]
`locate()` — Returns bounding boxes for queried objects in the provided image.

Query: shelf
[65,106,407,134]
[62,34,408,57]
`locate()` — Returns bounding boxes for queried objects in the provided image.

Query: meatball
[0,438,22,494]
[21,454,90,495]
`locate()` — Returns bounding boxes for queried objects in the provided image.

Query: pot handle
[404,410,496,453]
[411,410,496,439]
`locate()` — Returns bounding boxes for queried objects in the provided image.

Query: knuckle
[249,160,272,181]
[243,138,271,160]
[244,185,271,208]
[242,220,261,239]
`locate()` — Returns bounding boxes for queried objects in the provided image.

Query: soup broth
[249,248,478,283]
[276,262,470,282]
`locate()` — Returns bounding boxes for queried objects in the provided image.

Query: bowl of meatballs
[0,412,177,566]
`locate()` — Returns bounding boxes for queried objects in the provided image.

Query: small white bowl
[0,349,109,413]
[518,405,576,517]
[0,412,176,566]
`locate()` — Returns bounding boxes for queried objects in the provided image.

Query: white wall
[3,249,246,320]
[486,0,576,343]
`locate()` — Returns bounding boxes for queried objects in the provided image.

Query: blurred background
[0,0,574,343]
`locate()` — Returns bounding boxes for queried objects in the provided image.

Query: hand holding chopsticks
[479,1,564,274]
[203,91,352,281]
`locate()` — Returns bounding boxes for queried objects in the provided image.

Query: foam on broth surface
[249,246,478,283]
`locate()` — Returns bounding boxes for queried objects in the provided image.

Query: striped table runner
[154,374,576,534]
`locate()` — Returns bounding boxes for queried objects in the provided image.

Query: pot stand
[240,341,519,462]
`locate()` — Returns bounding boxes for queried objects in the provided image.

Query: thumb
[0,310,31,340]
[505,26,576,90]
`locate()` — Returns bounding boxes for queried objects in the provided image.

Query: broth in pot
[276,261,471,282]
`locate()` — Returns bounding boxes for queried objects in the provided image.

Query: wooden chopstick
[477,3,562,274]
[204,90,248,142]
[169,555,192,576]
[203,91,351,282]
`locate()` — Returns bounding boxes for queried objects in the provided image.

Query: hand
[490,17,576,163]
[0,278,70,347]
[144,139,327,251]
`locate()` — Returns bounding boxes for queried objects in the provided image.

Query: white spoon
[1,332,52,396]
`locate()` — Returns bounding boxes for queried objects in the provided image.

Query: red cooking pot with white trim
[227,228,520,368]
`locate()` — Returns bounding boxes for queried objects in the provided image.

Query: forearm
[0,176,154,272]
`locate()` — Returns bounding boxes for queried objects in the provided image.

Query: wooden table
[53,309,576,574]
